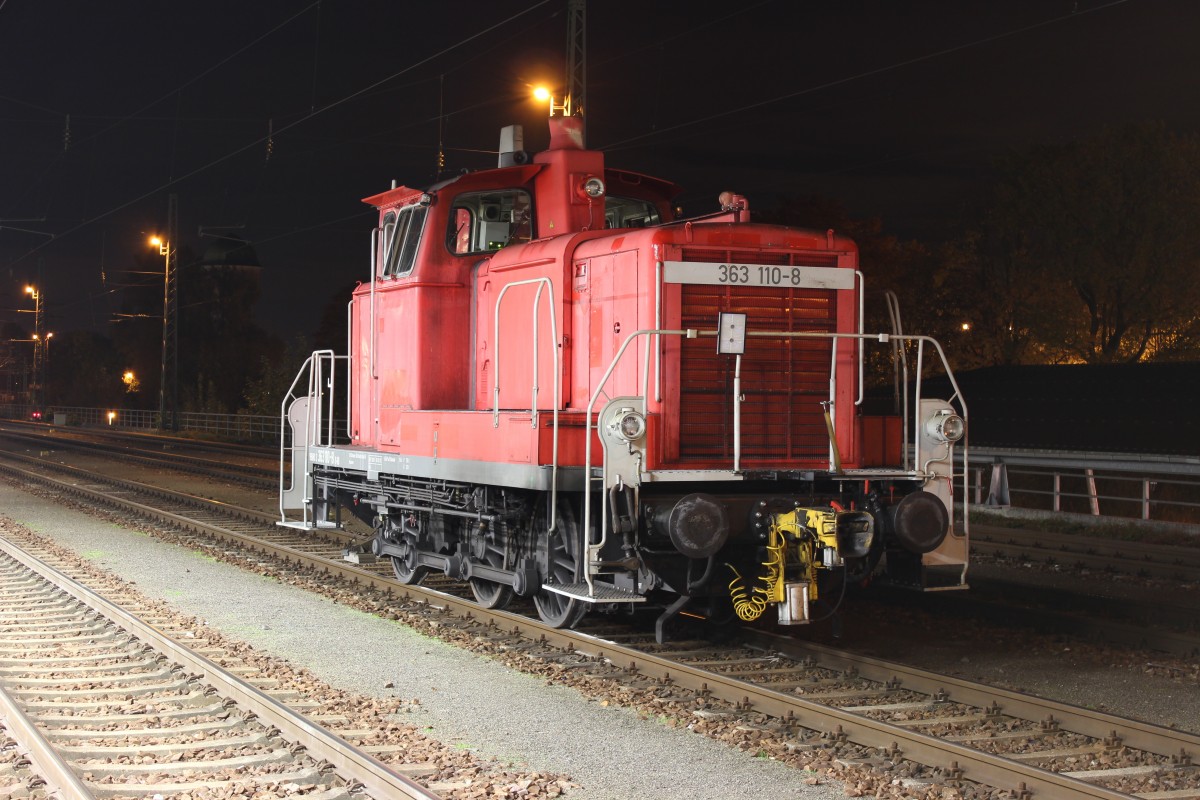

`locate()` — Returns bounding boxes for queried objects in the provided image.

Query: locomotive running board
[541,582,647,604]
[277,520,341,531]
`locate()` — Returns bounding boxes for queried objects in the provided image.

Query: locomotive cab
[280,114,969,639]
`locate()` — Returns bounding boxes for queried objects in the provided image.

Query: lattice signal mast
[566,0,586,144]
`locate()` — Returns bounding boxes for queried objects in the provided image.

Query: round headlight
[612,409,645,441]
[581,176,605,199]
[925,412,964,443]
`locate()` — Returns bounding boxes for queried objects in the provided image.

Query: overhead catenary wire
[600,0,1130,154]
[2,0,555,272]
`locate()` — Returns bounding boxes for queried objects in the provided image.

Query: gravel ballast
[0,481,847,800]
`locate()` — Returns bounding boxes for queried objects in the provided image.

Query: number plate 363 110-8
[662,260,855,290]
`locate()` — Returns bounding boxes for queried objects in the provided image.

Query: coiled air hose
[726,536,785,622]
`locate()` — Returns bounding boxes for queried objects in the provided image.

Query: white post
[1085,469,1099,516]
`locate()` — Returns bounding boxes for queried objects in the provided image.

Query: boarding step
[276,520,340,531]
[541,582,646,604]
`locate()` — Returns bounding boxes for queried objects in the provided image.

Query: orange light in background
[107,411,116,426]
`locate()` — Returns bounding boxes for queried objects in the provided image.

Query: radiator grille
[676,252,841,463]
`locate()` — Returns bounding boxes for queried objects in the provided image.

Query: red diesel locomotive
[280,116,968,637]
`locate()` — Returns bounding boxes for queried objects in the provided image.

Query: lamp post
[150,234,173,430]
[23,285,43,409]
[32,331,52,408]
[533,86,572,117]
[150,193,179,431]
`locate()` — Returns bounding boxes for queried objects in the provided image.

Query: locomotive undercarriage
[313,466,591,627]
[310,464,949,637]
[594,477,948,637]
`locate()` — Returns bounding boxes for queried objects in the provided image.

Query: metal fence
[2,404,283,442]
[968,448,1200,527]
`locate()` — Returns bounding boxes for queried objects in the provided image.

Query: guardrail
[967,448,1200,527]
[2,404,284,442]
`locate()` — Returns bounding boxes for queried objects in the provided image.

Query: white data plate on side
[663,260,855,290]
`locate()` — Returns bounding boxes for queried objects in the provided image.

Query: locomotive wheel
[387,522,429,585]
[469,536,514,610]
[533,497,587,629]
[390,553,428,585]
[470,577,514,609]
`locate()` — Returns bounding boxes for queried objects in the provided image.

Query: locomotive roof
[362,115,683,213]
[362,164,546,209]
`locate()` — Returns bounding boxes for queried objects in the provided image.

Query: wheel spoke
[470,578,512,608]
[383,519,428,586]
[468,529,514,610]
[391,554,426,585]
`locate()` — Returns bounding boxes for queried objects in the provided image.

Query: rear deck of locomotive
[278,116,969,633]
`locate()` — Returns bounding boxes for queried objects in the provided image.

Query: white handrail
[585,329,690,595]
[279,350,334,525]
[491,278,562,527]
[582,328,969,590]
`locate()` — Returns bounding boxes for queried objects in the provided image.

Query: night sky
[3,0,1198,341]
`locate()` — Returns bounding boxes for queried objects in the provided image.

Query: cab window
[604,195,661,229]
[382,204,428,278]
[446,190,533,255]
[380,210,397,270]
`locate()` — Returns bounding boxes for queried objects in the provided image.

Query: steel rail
[0,427,274,488]
[0,679,97,799]
[0,459,1158,799]
[0,535,441,800]
[971,525,1200,577]
[0,418,276,458]
[896,579,1200,658]
[742,630,1200,761]
[974,538,1200,582]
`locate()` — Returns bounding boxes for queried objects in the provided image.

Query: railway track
[0,450,1197,798]
[8,418,276,460]
[0,533,440,799]
[972,523,1200,582]
[3,427,1197,659]
[0,423,276,490]
[5,424,1197,588]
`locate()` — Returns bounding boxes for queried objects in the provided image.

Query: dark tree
[176,238,281,414]
[757,196,949,387]
[45,331,126,408]
[109,249,167,410]
[241,335,311,419]
[312,282,357,353]
[957,123,1200,364]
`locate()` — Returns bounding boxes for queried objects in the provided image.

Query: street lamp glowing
[149,235,168,256]
[533,86,572,116]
